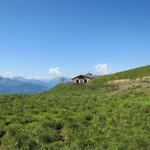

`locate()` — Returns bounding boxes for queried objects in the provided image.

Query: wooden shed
[72,73,95,84]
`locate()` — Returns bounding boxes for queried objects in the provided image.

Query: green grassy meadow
[0,66,150,150]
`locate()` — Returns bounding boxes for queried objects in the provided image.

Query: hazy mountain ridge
[0,76,47,94]
[0,76,70,94]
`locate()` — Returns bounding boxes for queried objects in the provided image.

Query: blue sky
[0,0,150,79]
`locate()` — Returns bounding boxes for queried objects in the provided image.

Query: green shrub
[38,130,60,144]
[41,119,64,131]
[29,140,41,150]
[15,133,29,149]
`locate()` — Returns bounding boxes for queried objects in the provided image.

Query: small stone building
[72,73,95,84]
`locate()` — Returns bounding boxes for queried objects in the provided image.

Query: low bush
[38,130,61,144]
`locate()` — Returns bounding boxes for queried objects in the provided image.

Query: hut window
[76,79,79,83]
[84,79,87,83]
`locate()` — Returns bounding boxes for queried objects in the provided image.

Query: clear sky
[0,0,150,79]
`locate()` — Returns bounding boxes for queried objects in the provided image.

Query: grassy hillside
[0,66,150,150]
[93,65,150,84]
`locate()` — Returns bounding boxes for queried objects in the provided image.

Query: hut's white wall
[72,77,92,83]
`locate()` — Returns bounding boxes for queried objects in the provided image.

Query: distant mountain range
[0,76,71,94]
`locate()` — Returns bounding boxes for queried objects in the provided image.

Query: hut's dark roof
[72,73,96,80]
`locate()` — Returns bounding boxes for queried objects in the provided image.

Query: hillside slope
[93,65,150,84]
[0,66,150,150]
